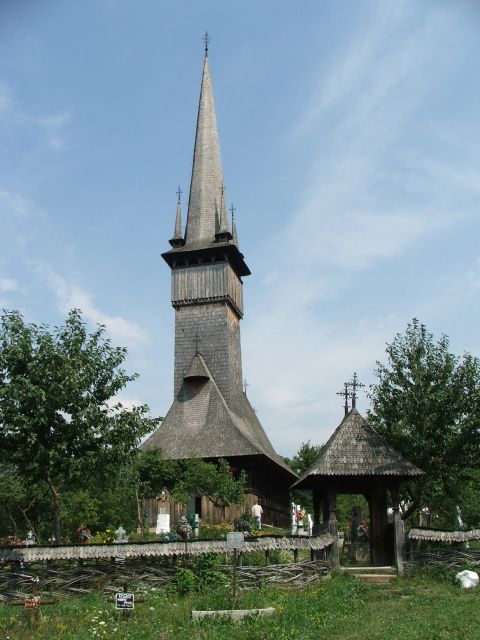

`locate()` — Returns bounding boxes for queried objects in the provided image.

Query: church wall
[173,301,243,403]
[171,262,243,315]
[145,489,289,533]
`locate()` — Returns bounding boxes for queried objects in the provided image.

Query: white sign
[115,592,134,610]
[226,532,245,549]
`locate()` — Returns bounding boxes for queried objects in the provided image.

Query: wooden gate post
[312,489,322,535]
[327,488,339,569]
[392,489,405,574]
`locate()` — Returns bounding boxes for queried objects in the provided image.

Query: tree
[284,441,323,514]
[0,309,159,542]
[368,319,480,525]
[183,458,247,521]
[0,463,28,540]
[124,451,247,536]
[126,449,180,536]
[0,463,53,543]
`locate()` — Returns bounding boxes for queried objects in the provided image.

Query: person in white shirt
[251,502,263,530]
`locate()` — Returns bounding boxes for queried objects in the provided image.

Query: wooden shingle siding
[172,262,243,316]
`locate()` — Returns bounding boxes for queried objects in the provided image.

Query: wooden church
[142,44,297,526]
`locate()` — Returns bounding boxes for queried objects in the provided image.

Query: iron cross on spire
[229,203,236,218]
[203,31,211,55]
[194,332,201,354]
[336,382,352,417]
[176,186,182,204]
[348,372,365,409]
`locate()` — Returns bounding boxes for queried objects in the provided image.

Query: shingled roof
[142,354,295,478]
[184,54,229,247]
[293,408,423,488]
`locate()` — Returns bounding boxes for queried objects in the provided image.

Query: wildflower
[99,621,106,625]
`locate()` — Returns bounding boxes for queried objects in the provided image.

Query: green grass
[1,572,479,639]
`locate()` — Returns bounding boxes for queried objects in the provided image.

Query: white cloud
[37,111,72,150]
[283,2,465,275]
[0,187,31,218]
[0,277,18,293]
[0,80,71,150]
[37,265,148,347]
[244,304,401,453]
[242,1,480,455]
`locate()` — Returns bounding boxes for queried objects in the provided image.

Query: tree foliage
[129,452,247,532]
[0,309,159,541]
[368,319,480,525]
[284,441,323,514]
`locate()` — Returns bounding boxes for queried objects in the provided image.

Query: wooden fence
[0,535,334,602]
[0,557,330,602]
[406,547,480,571]
[0,533,334,563]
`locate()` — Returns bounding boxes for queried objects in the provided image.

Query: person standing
[251,502,263,530]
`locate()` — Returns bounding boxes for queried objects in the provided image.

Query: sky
[1,0,480,456]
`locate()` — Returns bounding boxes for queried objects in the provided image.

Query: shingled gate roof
[142,354,296,479]
[293,408,423,488]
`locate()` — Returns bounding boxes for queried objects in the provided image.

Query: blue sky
[1,0,479,455]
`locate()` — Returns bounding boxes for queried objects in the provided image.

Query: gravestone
[114,526,128,543]
[156,490,170,534]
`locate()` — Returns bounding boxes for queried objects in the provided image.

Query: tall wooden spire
[144,46,296,500]
[184,53,227,245]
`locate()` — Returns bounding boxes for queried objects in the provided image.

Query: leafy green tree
[131,452,247,530]
[0,309,159,542]
[60,490,101,541]
[0,463,28,539]
[125,449,180,535]
[183,458,247,521]
[0,463,52,542]
[368,319,480,525]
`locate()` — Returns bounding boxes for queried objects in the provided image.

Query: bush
[235,513,255,533]
[198,522,233,539]
[195,553,228,589]
[171,554,228,595]
[173,568,199,595]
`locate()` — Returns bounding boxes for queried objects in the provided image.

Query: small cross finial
[194,332,201,354]
[230,203,236,219]
[203,31,211,55]
[243,378,249,394]
[176,186,182,204]
[336,382,352,417]
[347,372,365,409]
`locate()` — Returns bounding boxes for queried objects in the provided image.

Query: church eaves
[142,353,294,476]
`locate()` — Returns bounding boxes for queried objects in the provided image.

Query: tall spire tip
[203,31,211,57]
